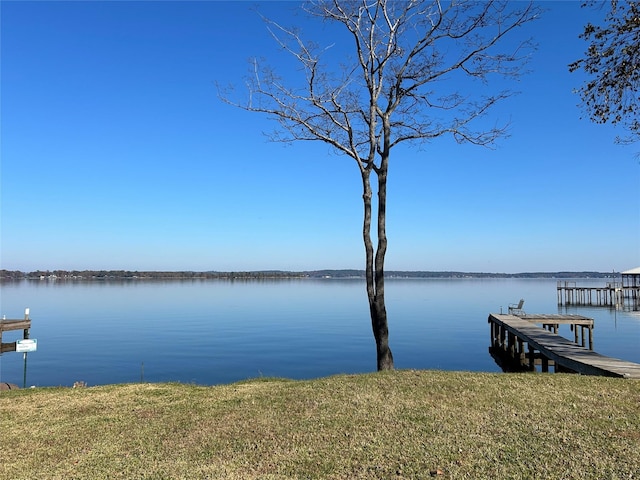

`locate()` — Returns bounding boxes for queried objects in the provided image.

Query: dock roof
[621,267,640,275]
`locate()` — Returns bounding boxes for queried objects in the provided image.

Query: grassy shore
[1,370,639,479]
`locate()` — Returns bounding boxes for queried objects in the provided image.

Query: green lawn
[1,370,639,479]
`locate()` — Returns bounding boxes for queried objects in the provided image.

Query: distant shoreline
[0,269,619,281]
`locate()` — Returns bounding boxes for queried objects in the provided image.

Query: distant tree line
[308,270,617,279]
[0,269,619,281]
[0,270,308,281]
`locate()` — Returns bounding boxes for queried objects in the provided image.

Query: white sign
[16,339,37,353]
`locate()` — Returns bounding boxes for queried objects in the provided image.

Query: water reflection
[0,278,637,387]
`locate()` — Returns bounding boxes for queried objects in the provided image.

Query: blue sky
[1,1,638,273]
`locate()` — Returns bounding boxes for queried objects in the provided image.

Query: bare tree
[569,1,640,145]
[221,0,540,371]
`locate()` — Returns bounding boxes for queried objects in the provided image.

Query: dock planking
[517,313,594,349]
[0,314,31,354]
[488,313,640,379]
[0,319,32,334]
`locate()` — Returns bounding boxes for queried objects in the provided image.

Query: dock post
[541,355,549,373]
[518,339,525,364]
[23,308,30,339]
[508,332,516,358]
[489,319,494,346]
[22,308,30,389]
[491,320,499,348]
[528,344,535,371]
[487,315,494,347]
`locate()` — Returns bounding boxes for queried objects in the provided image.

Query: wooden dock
[0,314,31,354]
[557,281,640,307]
[488,313,640,379]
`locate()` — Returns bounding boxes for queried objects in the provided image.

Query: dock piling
[487,313,640,379]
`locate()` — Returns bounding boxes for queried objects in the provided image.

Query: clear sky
[1,1,638,273]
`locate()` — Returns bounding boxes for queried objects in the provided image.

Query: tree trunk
[371,295,394,370]
[361,167,394,371]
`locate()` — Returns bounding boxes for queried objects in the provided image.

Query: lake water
[1,278,638,387]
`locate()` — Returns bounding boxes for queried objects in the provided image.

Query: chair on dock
[508,299,525,316]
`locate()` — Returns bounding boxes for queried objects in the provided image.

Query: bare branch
[220,0,540,164]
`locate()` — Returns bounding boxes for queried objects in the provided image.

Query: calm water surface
[1,278,638,387]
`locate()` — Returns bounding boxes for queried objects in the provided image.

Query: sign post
[21,308,32,388]
[16,338,38,388]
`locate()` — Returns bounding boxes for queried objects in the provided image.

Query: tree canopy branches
[569,0,640,144]
[221,0,540,167]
